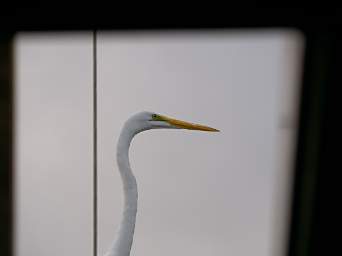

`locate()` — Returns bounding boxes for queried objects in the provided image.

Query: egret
[104,111,219,256]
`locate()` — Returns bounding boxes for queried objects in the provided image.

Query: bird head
[126,111,219,133]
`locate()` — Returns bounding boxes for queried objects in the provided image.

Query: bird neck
[107,127,138,256]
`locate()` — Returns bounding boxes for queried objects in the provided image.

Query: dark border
[286,30,337,256]
[1,8,342,32]
[0,33,13,256]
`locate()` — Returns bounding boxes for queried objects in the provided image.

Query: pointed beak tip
[197,126,220,132]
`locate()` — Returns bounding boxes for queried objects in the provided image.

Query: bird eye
[152,114,157,119]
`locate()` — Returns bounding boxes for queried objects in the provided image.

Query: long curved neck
[107,126,138,256]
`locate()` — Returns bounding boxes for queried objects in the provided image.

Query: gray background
[15,30,304,256]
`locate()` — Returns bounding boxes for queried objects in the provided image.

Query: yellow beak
[159,115,219,132]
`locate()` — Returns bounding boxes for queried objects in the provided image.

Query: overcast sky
[15,30,304,256]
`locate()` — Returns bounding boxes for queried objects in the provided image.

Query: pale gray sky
[15,30,304,256]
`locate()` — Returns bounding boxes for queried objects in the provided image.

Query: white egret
[104,111,219,256]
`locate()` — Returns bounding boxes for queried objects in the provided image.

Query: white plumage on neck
[105,122,138,256]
